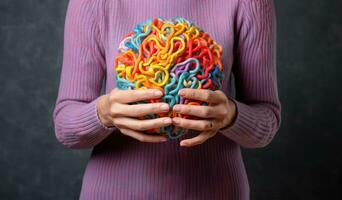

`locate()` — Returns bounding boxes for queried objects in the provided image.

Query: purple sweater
[52,0,281,199]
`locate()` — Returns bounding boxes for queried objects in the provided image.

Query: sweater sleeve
[52,0,116,149]
[219,0,281,148]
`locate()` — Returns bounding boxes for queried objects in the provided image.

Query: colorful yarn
[114,17,224,139]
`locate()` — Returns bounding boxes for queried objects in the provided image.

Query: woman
[53,0,281,199]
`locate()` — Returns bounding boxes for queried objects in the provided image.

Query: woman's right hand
[96,88,171,143]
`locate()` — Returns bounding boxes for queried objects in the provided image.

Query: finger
[114,117,172,131]
[172,117,216,131]
[180,131,215,147]
[110,88,163,103]
[120,128,168,143]
[178,89,224,104]
[172,104,220,118]
[118,103,170,117]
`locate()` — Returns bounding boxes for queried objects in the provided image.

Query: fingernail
[161,138,168,142]
[160,104,169,111]
[173,105,180,112]
[154,90,163,97]
[163,118,172,124]
[178,90,185,96]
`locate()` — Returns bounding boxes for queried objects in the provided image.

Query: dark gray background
[1,0,341,199]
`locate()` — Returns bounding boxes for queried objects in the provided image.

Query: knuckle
[220,109,228,117]
[219,105,229,116]
[108,94,115,102]
[204,121,212,130]
[136,123,145,131]
[112,118,120,127]
[135,106,145,116]
[109,106,119,117]
[182,106,189,114]
[189,91,196,98]
[182,120,189,127]
[115,124,124,129]
[198,122,206,130]
[202,107,211,116]
[204,91,212,101]
[109,90,119,102]
[158,118,166,126]
[215,90,224,96]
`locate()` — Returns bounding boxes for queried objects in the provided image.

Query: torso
[80,0,250,199]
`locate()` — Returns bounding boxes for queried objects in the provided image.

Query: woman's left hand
[172,88,237,147]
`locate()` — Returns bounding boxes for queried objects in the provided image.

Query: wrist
[96,95,114,128]
[221,98,237,129]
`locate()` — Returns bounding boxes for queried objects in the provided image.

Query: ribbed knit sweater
[52,0,281,199]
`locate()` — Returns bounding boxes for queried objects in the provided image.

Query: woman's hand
[172,88,237,147]
[97,88,172,143]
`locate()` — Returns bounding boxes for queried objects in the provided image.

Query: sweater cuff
[93,96,117,132]
[75,96,116,136]
[55,96,116,148]
[218,98,257,144]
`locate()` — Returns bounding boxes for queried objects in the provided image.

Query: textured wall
[0,0,341,199]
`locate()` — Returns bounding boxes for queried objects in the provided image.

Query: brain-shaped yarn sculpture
[114,17,224,139]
